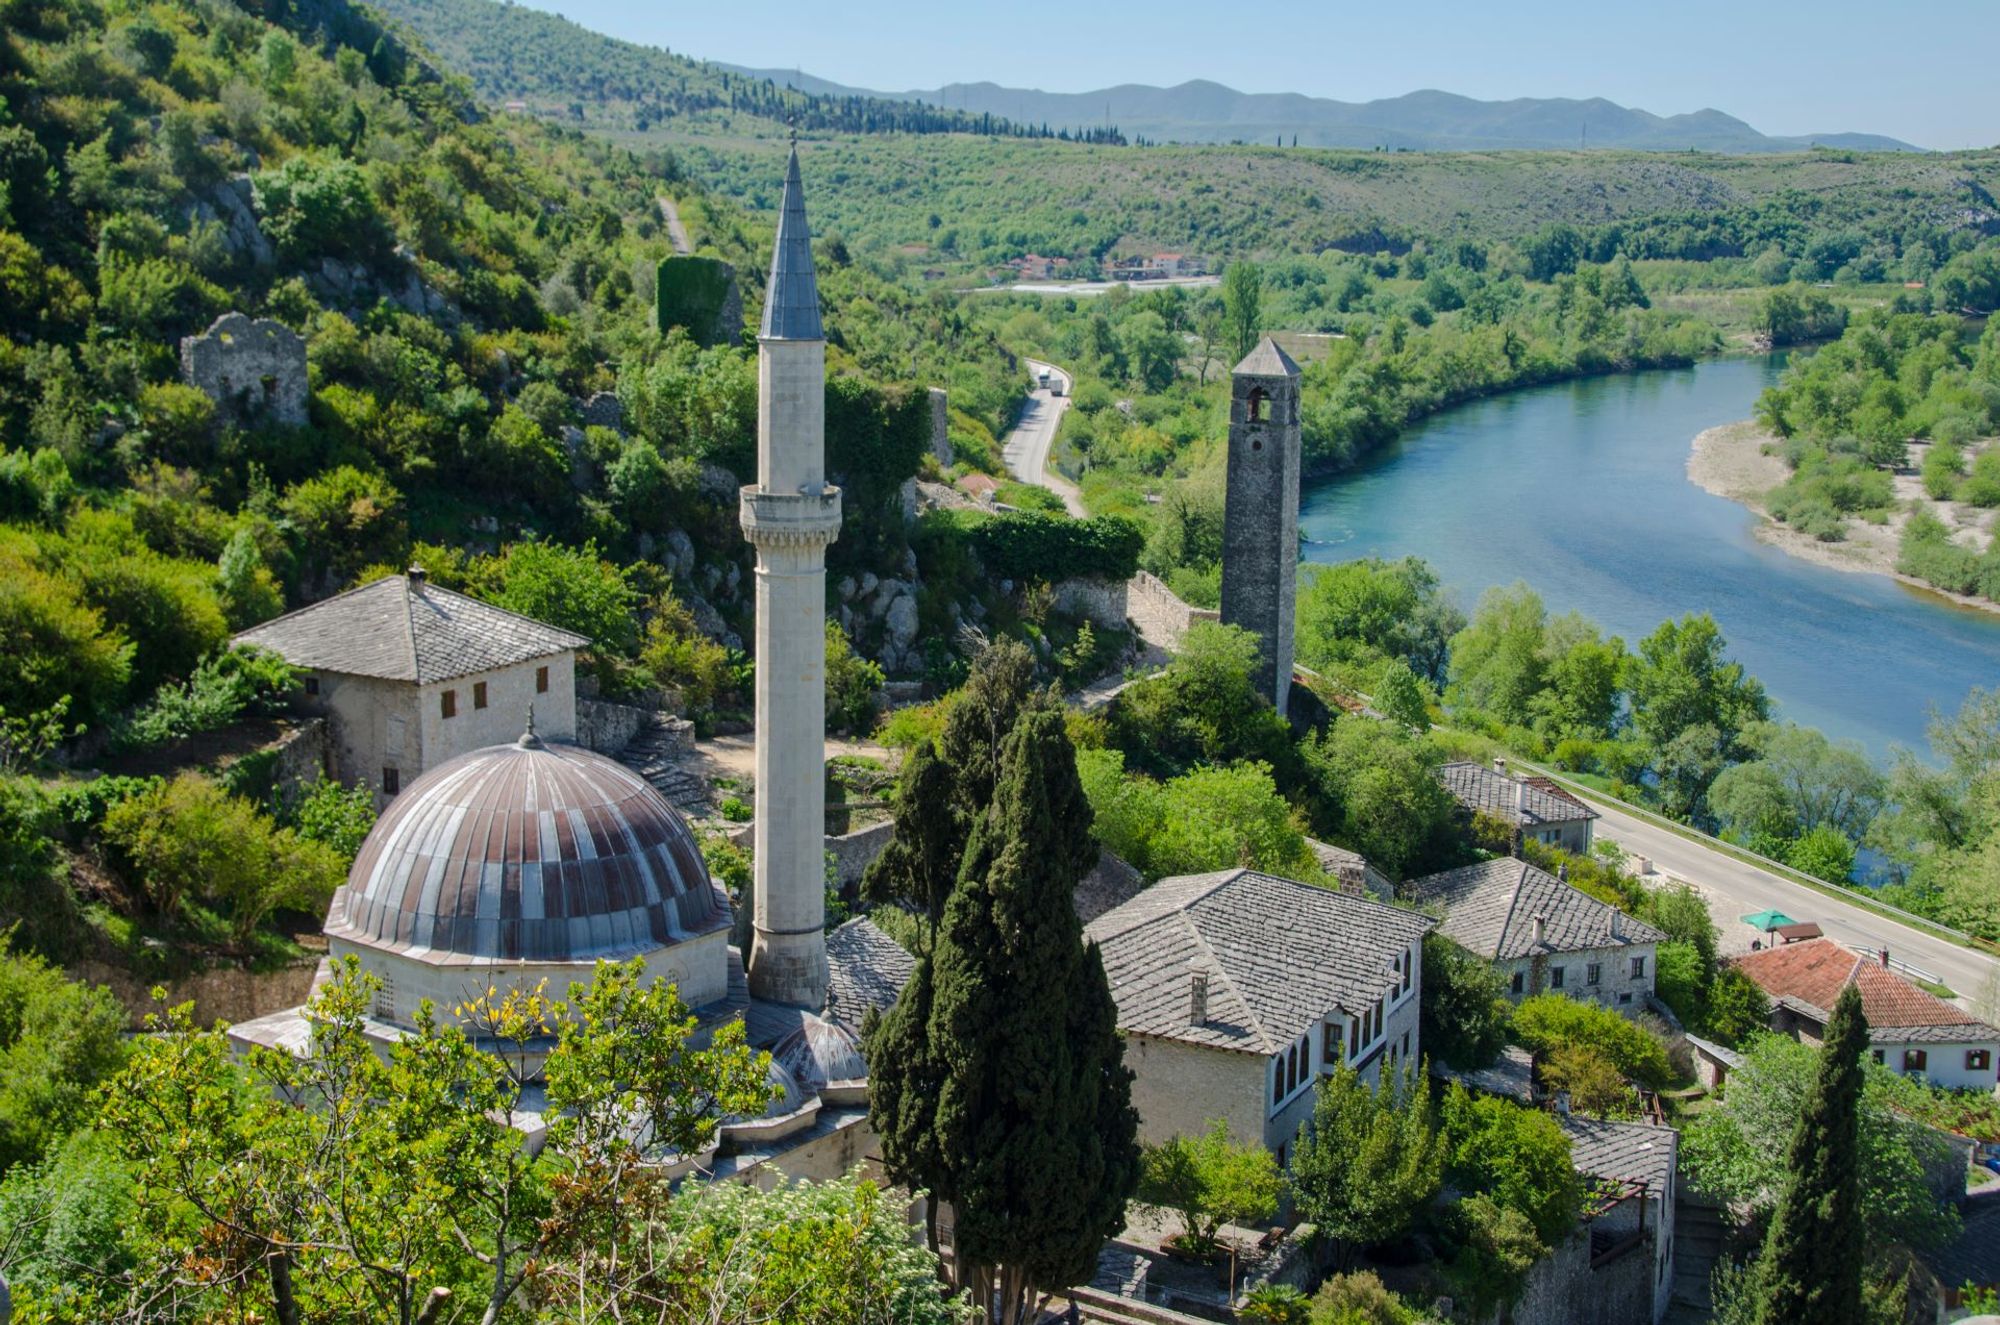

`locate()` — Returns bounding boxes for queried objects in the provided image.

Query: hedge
[916,509,1142,584]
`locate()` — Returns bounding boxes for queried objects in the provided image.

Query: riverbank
[1686,419,2000,618]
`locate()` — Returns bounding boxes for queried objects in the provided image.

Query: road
[973,275,1222,298]
[1001,360,1086,516]
[1577,792,1999,1003]
[655,196,692,255]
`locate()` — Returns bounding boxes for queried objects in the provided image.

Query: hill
[365,0,1121,142]
[718,71,1922,155]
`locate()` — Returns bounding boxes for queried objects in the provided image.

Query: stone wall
[270,718,332,799]
[1052,575,1130,630]
[180,312,308,428]
[927,387,953,465]
[1510,1222,1656,1325]
[1127,571,1220,651]
[74,957,320,1030]
[826,820,896,890]
[656,255,742,347]
[576,697,652,755]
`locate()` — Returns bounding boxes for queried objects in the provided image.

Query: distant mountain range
[718,68,1919,155]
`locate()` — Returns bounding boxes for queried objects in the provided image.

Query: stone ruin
[179,312,308,429]
[655,255,744,348]
[579,391,624,432]
[927,386,953,466]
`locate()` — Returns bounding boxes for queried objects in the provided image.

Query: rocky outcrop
[188,174,275,266]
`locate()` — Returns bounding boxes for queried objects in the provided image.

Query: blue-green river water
[1297,353,2000,761]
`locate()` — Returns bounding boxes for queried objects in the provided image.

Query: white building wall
[1500,941,1658,1011]
[1874,1037,1999,1091]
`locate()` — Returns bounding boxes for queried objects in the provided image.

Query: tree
[0,945,127,1176]
[1136,1119,1283,1255]
[1710,722,1884,842]
[927,709,1139,1322]
[1294,556,1463,686]
[863,740,963,929]
[1418,933,1511,1071]
[1440,1084,1580,1245]
[487,538,638,657]
[1374,659,1430,733]
[1222,261,1264,362]
[825,619,884,735]
[1540,1043,1635,1118]
[1299,718,1460,880]
[1445,584,1550,728]
[1627,614,1768,764]
[1108,623,1295,779]
[1440,1194,1544,1323]
[1682,1030,1958,1256]
[1754,985,1868,1325]
[1510,994,1671,1091]
[1786,824,1857,883]
[1289,1063,1442,1268]
[92,958,771,1325]
[1699,966,1772,1046]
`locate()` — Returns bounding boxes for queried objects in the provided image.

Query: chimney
[407,564,427,590]
[1611,909,1621,939]
[1533,914,1546,947]
[1188,963,1210,1027]
[1493,756,1508,777]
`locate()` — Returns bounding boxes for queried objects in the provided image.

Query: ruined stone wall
[180,312,308,428]
[1510,1223,1657,1325]
[825,820,896,890]
[927,387,953,465]
[1052,575,1129,630]
[1126,571,1220,651]
[74,957,321,1030]
[575,697,650,755]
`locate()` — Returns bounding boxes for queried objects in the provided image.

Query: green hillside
[367,0,1122,144]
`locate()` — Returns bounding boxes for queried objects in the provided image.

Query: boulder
[663,528,696,578]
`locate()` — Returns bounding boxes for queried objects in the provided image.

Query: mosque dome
[326,732,728,964]
[772,1014,869,1093]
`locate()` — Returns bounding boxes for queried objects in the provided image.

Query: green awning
[1740,909,1799,932]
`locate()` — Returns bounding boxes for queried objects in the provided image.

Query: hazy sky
[520,0,1998,150]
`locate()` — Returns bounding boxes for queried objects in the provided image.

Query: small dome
[772,1014,869,1093]
[328,739,728,963]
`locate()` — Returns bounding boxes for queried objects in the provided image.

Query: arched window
[1246,386,1268,422]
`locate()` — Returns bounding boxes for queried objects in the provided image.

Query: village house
[234,569,586,805]
[1557,1116,1681,1325]
[1082,868,1433,1163]
[1731,937,2000,1090]
[1406,857,1665,1008]
[1440,758,1598,853]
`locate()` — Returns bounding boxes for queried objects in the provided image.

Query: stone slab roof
[1083,868,1433,1056]
[1233,336,1299,378]
[1733,938,2000,1044]
[825,916,917,1034]
[1920,1190,2000,1293]
[1406,857,1665,961]
[760,146,823,341]
[1439,762,1598,827]
[234,574,588,684]
[1433,1044,1537,1103]
[1559,1115,1678,1193]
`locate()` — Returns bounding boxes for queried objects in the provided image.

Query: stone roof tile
[234,575,587,684]
[1559,1115,1678,1192]
[1439,762,1598,827]
[1405,857,1666,960]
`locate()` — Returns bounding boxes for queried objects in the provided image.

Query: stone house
[1406,858,1665,1010]
[1732,937,2000,1090]
[179,312,309,428]
[1559,1116,1680,1325]
[233,570,586,805]
[1440,759,1598,853]
[1083,868,1434,1164]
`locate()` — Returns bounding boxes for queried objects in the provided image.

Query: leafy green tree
[1294,555,1464,686]
[1654,941,1709,1027]
[1682,1031,1958,1255]
[1628,614,1768,762]
[1419,933,1512,1071]
[1710,722,1884,842]
[1299,717,1460,880]
[1440,1084,1580,1244]
[0,1128,136,1306]
[1108,623,1294,779]
[1440,1194,1544,1323]
[1374,659,1431,733]
[1786,823,1858,883]
[92,958,770,1325]
[863,741,963,929]
[1136,1119,1283,1254]
[0,945,127,1175]
[1289,1063,1442,1268]
[285,777,378,860]
[1510,993,1670,1091]
[825,619,884,735]
[252,154,388,261]
[1754,985,1868,1325]
[1223,261,1264,361]
[926,709,1138,1322]
[488,538,638,657]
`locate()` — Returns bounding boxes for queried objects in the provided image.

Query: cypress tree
[861,741,962,929]
[929,707,1138,1323]
[1755,982,1868,1325]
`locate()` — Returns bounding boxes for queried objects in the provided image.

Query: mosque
[228,146,912,1186]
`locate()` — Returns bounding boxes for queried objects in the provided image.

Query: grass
[1915,977,1960,1000]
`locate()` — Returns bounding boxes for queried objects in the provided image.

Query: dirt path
[656,196,692,256]
[692,732,895,798]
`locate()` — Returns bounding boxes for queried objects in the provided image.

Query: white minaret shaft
[741,145,840,1008]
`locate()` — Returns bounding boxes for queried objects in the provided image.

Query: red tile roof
[1732,937,1986,1032]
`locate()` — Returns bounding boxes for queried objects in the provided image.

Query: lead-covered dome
[327,735,728,964]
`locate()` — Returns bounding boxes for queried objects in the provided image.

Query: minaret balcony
[739,485,843,549]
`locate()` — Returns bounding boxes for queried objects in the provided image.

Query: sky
[519,0,1999,150]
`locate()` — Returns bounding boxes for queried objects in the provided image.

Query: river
[1297,354,2000,761]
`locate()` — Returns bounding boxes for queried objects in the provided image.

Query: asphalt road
[1579,792,2000,1004]
[1002,360,1086,516]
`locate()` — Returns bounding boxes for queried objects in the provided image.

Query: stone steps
[615,714,712,816]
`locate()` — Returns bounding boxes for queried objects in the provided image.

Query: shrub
[1309,1270,1417,1325]
[1420,933,1512,1071]
[966,510,1144,583]
[1439,1194,1544,1323]
[825,619,884,735]
[100,774,344,941]
[283,777,376,860]
[488,539,638,656]
[1510,994,1671,1090]
[252,154,387,260]
[1921,442,1966,500]
[1786,824,1857,883]
[719,797,751,823]
[1540,1043,1637,1118]
[1239,1284,1310,1325]
[1441,1084,1580,1244]
[0,943,128,1174]
[114,644,298,751]
[1136,1119,1283,1254]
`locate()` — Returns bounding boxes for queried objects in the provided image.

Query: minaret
[1219,337,1302,715]
[740,143,841,1008]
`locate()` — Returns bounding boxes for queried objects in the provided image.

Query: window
[382,767,400,795]
[441,689,457,719]
[1273,1060,1283,1105]
[1323,1024,1342,1067]
[473,681,488,710]
[304,675,320,696]
[1550,966,1566,990]
[1967,1049,1991,1072]
[536,665,550,694]
[1401,1031,1409,1059]
[1510,971,1525,995]
[1587,962,1602,986]
[1902,1048,1928,1073]
[1276,1143,1286,1169]
[1286,1044,1298,1095]
[1350,1019,1360,1057]
[1871,1049,1886,1065]
[1247,386,1268,422]
[1618,992,1632,1005]
[1630,955,1647,979]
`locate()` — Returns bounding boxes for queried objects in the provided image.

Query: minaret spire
[760,141,822,342]
[741,149,840,1008]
